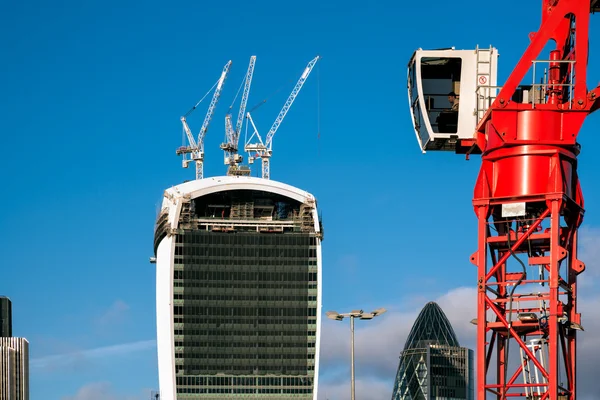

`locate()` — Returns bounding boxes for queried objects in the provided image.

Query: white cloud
[61,382,149,400]
[576,294,600,399]
[578,226,600,287]
[318,287,476,399]
[321,287,477,379]
[95,300,131,327]
[567,226,600,398]
[318,284,600,400]
[318,377,392,400]
[31,339,156,371]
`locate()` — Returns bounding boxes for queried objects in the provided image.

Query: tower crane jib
[177,60,232,180]
[244,55,320,180]
[265,56,320,149]
[236,56,256,138]
[198,61,232,149]
[222,56,256,173]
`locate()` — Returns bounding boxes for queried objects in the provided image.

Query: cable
[247,79,294,113]
[183,78,221,118]
[228,73,246,114]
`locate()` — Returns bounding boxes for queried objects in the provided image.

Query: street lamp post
[326,308,387,400]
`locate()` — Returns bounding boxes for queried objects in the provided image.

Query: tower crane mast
[177,60,232,180]
[245,55,320,179]
[221,56,256,174]
[407,1,600,399]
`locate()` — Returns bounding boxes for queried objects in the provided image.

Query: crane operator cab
[408,46,499,153]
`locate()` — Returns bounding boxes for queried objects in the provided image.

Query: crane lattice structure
[177,60,232,180]
[221,56,256,176]
[409,1,600,398]
[245,55,320,179]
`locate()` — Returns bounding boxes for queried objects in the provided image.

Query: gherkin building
[391,302,473,400]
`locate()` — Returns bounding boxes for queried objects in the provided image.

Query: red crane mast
[409,1,600,398]
[471,1,600,398]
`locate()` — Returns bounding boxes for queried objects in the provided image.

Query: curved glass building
[391,302,473,400]
[153,176,323,400]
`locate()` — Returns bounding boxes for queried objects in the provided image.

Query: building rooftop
[403,301,459,350]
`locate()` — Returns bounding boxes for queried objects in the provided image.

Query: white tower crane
[177,60,232,180]
[220,56,256,175]
[244,55,320,179]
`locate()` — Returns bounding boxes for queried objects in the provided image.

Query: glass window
[420,57,462,134]
[173,228,317,396]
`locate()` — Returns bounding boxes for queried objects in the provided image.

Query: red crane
[408,1,600,398]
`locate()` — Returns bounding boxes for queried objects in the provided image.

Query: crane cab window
[420,57,462,134]
[409,59,425,143]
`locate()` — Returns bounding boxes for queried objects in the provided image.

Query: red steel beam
[485,209,550,281]
[471,2,593,398]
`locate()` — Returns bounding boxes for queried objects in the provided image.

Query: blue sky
[2,0,600,399]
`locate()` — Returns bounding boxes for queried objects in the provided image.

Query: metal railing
[532,59,576,108]
[476,59,577,119]
[475,85,501,121]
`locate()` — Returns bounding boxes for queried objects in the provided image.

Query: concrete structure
[153,176,323,399]
[391,302,473,400]
[0,337,29,400]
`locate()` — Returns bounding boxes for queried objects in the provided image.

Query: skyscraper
[0,297,12,337]
[153,176,323,400]
[391,302,473,400]
[0,338,29,400]
[0,298,29,400]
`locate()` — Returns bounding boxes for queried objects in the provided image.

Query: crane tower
[407,1,600,398]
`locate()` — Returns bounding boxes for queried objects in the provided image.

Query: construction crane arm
[197,60,232,152]
[264,55,320,148]
[224,114,235,148]
[235,56,256,140]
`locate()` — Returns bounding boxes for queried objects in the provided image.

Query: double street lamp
[326,308,387,400]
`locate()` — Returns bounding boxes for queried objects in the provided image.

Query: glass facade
[0,297,11,338]
[391,302,473,400]
[167,189,319,399]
